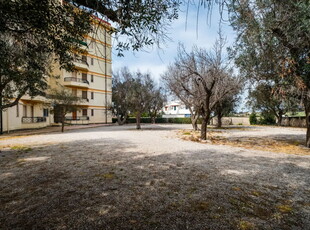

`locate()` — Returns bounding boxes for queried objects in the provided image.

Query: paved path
[0,124,309,229]
[0,123,113,139]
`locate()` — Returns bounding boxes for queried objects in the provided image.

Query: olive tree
[163,37,242,140]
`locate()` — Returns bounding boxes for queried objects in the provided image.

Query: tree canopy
[229,0,310,145]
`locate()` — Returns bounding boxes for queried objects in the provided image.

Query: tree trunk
[191,114,199,131]
[216,113,222,128]
[136,112,141,130]
[61,115,65,132]
[151,116,156,124]
[117,114,127,125]
[200,118,207,140]
[277,111,283,126]
[305,102,310,148]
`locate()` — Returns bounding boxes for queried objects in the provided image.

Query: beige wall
[211,117,250,126]
[2,102,52,132]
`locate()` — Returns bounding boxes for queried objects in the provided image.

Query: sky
[112,3,236,81]
[110,3,247,111]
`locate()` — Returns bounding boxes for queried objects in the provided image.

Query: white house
[162,101,191,118]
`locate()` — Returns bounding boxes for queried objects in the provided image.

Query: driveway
[0,124,309,229]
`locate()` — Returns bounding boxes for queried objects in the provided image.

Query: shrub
[249,113,258,125]
[258,112,276,125]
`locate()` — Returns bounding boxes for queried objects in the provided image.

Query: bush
[258,112,276,125]
[249,113,258,125]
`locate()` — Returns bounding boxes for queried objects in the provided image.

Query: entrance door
[72,110,77,120]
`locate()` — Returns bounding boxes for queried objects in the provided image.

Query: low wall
[281,117,307,127]
[210,117,250,126]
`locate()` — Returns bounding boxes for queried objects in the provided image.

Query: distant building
[162,101,191,118]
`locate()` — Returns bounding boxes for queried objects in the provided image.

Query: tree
[162,62,201,131]
[229,0,310,146]
[113,67,164,129]
[163,37,242,140]
[68,0,180,55]
[213,94,240,128]
[0,0,92,133]
[0,0,181,133]
[127,71,155,130]
[112,67,133,125]
[48,88,82,132]
[247,82,298,126]
[148,87,167,124]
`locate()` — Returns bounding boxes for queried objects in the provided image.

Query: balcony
[22,117,47,123]
[63,77,89,88]
[79,98,89,105]
[74,58,89,71]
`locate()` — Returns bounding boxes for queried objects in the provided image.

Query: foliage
[213,94,240,128]
[0,0,92,110]
[112,67,133,125]
[69,0,181,56]
[229,0,310,145]
[112,67,165,129]
[249,113,258,125]
[258,112,276,125]
[247,82,298,125]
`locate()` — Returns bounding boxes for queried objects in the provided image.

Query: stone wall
[281,117,307,127]
[210,117,250,126]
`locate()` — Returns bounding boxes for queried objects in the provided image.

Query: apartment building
[2,18,112,132]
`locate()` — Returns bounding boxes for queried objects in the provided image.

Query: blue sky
[112,3,235,81]
[110,3,247,112]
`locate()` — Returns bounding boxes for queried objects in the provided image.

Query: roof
[92,15,111,26]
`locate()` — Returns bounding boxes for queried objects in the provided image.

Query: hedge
[112,117,202,124]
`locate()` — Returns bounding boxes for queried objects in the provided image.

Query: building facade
[2,18,112,132]
[162,101,191,118]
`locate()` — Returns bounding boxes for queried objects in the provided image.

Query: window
[23,105,27,117]
[91,58,94,65]
[82,91,87,99]
[82,109,88,116]
[174,106,177,111]
[16,104,19,117]
[82,73,87,81]
[91,109,94,116]
[91,92,94,99]
[81,55,87,64]
[43,109,49,117]
[91,75,94,82]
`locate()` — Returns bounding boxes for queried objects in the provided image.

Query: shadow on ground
[0,135,309,229]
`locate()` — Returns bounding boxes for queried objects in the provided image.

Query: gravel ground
[0,124,309,230]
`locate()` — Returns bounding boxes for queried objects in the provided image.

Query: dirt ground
[0,124,309,229]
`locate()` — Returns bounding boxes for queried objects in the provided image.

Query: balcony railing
[65,116,89,121]
[22,117,47,123]
[64,77,89,84]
